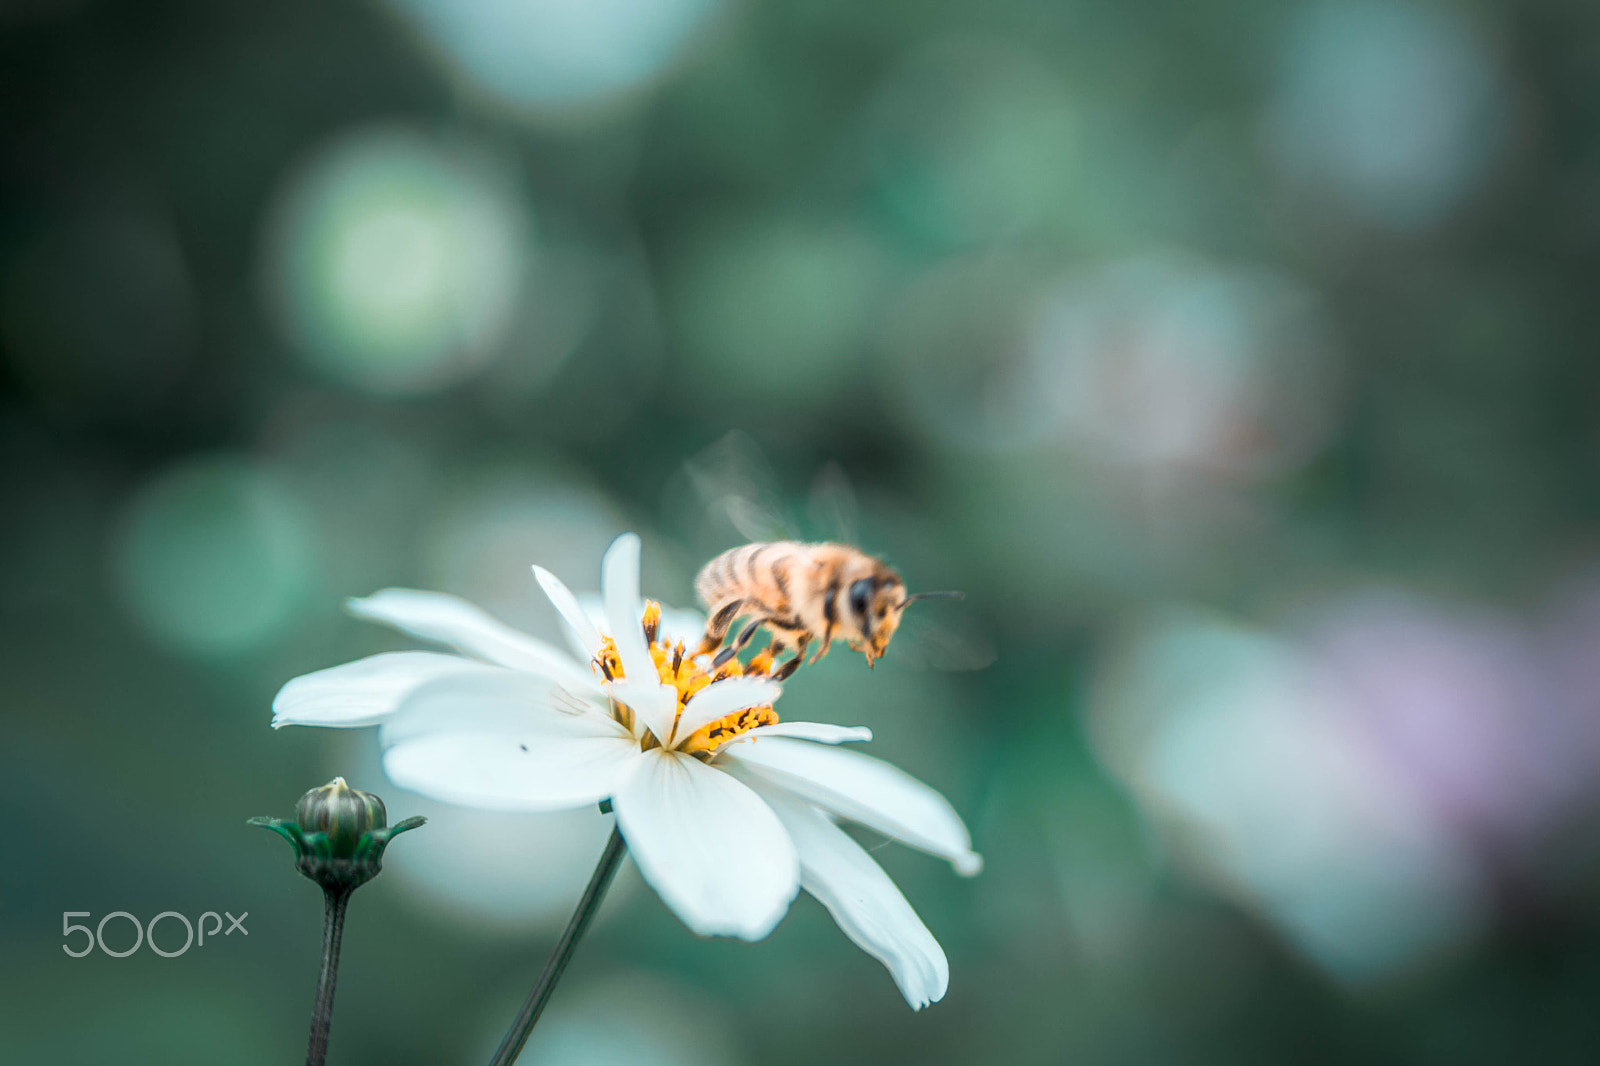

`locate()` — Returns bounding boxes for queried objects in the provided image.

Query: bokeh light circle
[511,974,745,1066]
[112,454,315,656]
[1089,609,1486,981]
[862,38,1081,246]
[262,126,529,396]
[1265,0,1508,230]
[1026,255,1341,475]
[880,251,1342,477]
[385,0,725,114]
[422,465,632,635]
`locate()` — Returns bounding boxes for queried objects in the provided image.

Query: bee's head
[853,583,965,670]
[836,558,965,667]
[829,559,894,664]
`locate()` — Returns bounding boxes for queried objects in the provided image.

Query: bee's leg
[748,636,782,676]
[712,618,765,669]
[809,627,833,664]
[696,599,745,657]
[754,628,804,677]
[771,634,810,681]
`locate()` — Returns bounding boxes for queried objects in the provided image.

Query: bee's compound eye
[848,578,873,620]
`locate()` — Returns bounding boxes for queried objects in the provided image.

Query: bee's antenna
[902,590,963,607]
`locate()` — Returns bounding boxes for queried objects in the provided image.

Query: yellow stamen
[594,600,777,753]
[595,639,623,682]
[677,705,779,756]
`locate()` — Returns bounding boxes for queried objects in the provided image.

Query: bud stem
[488,825,628,1066]
[306,886,352,1066]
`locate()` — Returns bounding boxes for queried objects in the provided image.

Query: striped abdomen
[694,541,802,615]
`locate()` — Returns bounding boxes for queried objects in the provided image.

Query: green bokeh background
[5,0,1600,1063]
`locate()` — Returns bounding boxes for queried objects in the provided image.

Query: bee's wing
[806,461,859,545]
[886,607,997,672]
[679,430,801,544]
[675,430,864,547]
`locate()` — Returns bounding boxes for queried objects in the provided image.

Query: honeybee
[694,541,962,680]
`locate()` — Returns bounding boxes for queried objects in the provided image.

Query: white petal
[604,679,680,748]
[715,722,873,749]
[347,589,601,695]
[271,652,499,729]
[672,677,783,747]
[750,782,949,1009]
[533,565,604,661]
[601,533,656,687]
[380,669,612,745]
[612,749,799,940]
[380,672,641,811]
[722,739,982,876]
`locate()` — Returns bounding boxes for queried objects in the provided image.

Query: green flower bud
[250,777,424,894]
[296,777,387,859]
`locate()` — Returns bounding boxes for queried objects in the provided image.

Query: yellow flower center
[594,600,778,756]
[677,705,779,756]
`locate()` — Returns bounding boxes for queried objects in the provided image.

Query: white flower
[272,533,981,1009]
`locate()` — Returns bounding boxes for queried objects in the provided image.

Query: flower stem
[306,886,351,1066]
[488,825,628,1066]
